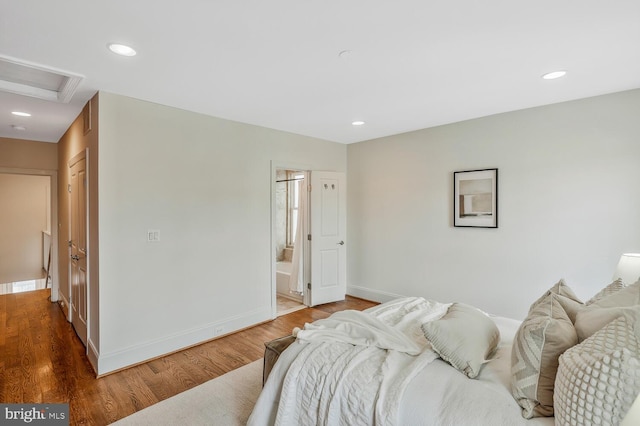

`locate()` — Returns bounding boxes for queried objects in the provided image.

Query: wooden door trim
[68,150,87,168]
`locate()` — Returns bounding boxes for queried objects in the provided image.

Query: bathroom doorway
[274,168,308,316]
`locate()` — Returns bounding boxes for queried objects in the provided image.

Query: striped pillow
[529,279,583,323]
[511,294,578,418]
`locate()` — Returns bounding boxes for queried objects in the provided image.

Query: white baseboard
[96,306,272,375]
[347,285,406,303]
[87,339,99,374]
[58,293,70,320]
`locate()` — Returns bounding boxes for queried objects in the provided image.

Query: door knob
[71,255,80,261]
[337,241,345,245]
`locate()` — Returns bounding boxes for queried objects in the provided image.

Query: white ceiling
[1,1,639,144]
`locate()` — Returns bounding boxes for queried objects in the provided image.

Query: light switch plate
[147,229,160,242]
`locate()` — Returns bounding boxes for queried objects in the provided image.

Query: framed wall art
[453,168,498,228]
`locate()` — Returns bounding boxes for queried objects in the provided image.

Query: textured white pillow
[554,312,640,426]
[591,279,640,306]
[421,303,500,379]
[585,278,625,305]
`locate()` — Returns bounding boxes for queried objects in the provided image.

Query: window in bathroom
[286,171,305,246]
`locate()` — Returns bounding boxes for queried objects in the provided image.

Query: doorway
[274,168,308,316]
[271,164,347,316]
[0,170,58,298]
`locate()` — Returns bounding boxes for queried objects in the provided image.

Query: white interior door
[69,152,88,346]
[309,171,346,306]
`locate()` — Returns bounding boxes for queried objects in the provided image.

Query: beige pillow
[511,294,578,418]
[554,312,640,426]
[575,281,640,342]
[529,279,583,323]
[585,278,625,305]
[421,303,500,379]
[576,306,639,342]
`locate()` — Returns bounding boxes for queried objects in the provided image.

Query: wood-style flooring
[0,289,377,425]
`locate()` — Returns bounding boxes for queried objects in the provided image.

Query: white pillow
[590,279,640,306]
[585,278,625,305]
[421,303,500,379]
[554,312,640,426]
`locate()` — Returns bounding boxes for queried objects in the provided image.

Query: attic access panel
[0,55,83,103]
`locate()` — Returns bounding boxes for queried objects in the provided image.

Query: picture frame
[453,168,498,228]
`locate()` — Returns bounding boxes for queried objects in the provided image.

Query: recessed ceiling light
[11,111,31,117]
[12,125,26,131]
[542,70,566,80]
[108,43,137,57]
[352,121,365,126]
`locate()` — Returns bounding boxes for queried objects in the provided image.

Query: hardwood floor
[0,289,377,425]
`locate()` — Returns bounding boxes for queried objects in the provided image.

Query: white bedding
[248,299,555,426]
[398,316,554,425]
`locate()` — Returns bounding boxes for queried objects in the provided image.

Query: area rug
[111,359,263,425]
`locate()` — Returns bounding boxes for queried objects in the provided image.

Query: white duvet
[248,297,449,426]
[248,298,555,426]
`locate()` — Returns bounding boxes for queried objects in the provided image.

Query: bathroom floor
[277,295,306,316]
[0,277,48,295]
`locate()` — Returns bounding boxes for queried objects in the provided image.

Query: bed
[248,279,640,426]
